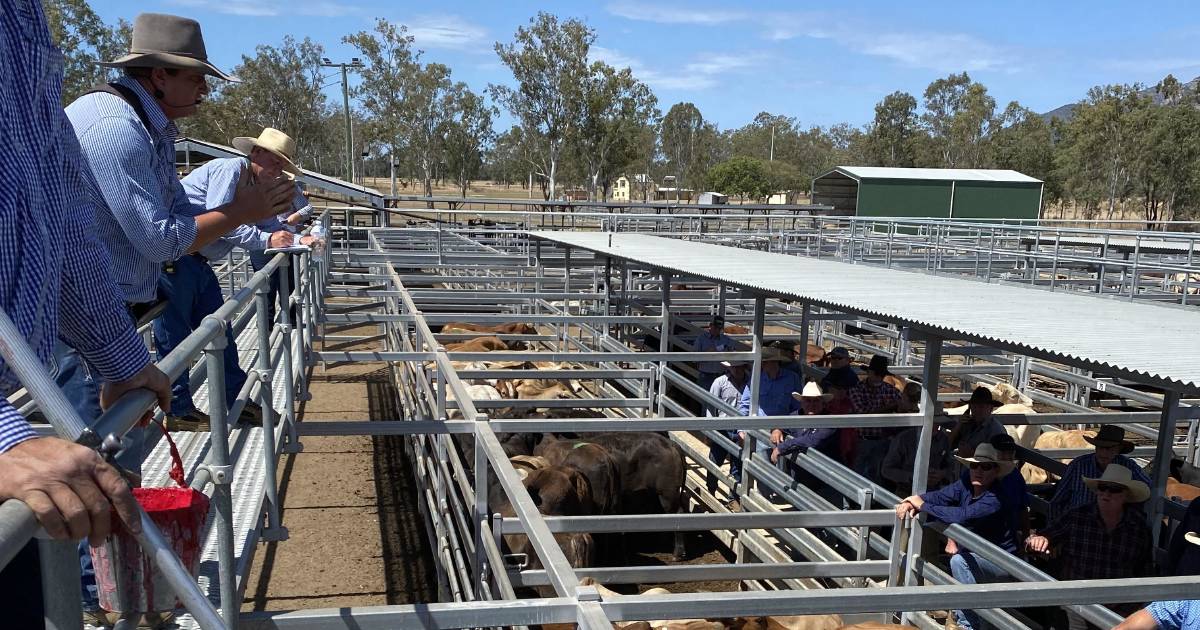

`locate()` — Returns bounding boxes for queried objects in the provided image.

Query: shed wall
[951,181,1042,221]
[856,179,953,218]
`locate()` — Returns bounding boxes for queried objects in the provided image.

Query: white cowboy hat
[232,128,301,175]
[100,13,238,82]
[1186,531,1200,546]
[791,382,832,402]
[954,443,1016,476]
[720,360,749,368]
[1083,465,1151,503]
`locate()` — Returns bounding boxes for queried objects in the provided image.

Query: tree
[345,19,418,186]
[491,12,593,200]
[660,103,716,192]
[922,73,996,168]
[574,63,658,200]
[181,36,332,168]
[44,0,130,104]
[866,91,920,167]
[989,101,1057,201]
[762,160,805,197]
[403,62,459,198]
[1055,84,1151,218]
[445,87,496,197]
[707,156,770,202]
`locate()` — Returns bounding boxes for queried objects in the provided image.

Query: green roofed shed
[812,166,1044,221]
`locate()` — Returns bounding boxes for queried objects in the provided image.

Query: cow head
[524,466,595,516]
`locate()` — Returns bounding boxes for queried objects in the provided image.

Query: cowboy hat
[791,382,832,402]
[827,346,851,360]
[954,443,1016,476]
[760,346,793,364]
[967,386,1002,408]
[1186,531,1200,547]
[720,360,749,368]
[861,354,892,376]
[1083,424,1135,454]
[100,13,238,82]
[232,128,301,175]
[1083,465,1150,503]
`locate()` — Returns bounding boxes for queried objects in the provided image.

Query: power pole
[769,124,775,162]
[322,57,364,183]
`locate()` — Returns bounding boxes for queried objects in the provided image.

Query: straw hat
[1083,465,1150,503]
[1083,424,1135,454]
[792,382,832,402]
[954,443,1016,476]
[100,13,237,82]
[232,128,301,175]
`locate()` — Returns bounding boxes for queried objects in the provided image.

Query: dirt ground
[241,325,435,612]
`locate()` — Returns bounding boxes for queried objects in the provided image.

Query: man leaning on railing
[0,0,175,624]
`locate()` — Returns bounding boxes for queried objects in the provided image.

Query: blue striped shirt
[185,158,281,260]
[0,0,151,453]
[65,77,198,302]
[1149,600,1200,630]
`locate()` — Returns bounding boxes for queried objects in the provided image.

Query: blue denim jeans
[153,254,247,414]
[707,438,742,496]
[950,549,1010,630]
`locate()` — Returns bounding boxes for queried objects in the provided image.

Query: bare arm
[1114,609,1159,630]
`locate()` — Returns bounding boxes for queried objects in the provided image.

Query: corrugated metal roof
[831,166,1042,184]
[532,231,1200,394]
[1020,235,1198,255]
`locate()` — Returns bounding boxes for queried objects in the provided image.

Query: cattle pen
[3,202,1200,630]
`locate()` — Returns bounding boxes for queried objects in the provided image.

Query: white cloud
[857,32,1015,73]
[406,15,488,51]
[169,0,356,17]
[605,1,744,25]
[591,46,763,91]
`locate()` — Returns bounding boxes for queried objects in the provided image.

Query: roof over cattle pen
[530,231,1200,395]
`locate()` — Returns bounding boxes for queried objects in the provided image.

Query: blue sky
[94,0,1200,130]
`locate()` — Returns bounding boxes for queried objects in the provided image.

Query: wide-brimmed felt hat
[233,128,301,175]
[968,386,1002,408]
[760,346,793,364]
[861,354,891,376]
[1186,531,1200,547]
[1083,465,1150,503]
[720,360,749,368]
[954,443,1016,476]
[100,13,238,82]
[792,381,832,402]
[1083,424,1135,454]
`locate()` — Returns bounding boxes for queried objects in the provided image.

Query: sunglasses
[1095,482,1127,494]
[968,462,998,472]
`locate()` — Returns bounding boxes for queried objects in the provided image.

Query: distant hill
[1040,75,1200,122]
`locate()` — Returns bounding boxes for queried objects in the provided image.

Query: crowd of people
[0,7,321,623]
[693,320,1199,630]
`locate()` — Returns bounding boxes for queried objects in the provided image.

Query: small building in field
[698,191,728,205]
[613,174,655,202]
[811,166,1043,220]
[767,191,800,205]
[653,187,695,202]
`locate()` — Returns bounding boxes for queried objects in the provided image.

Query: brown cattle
[724,324,749,335]
[883,374,908,392]
[536,437,622,515]
[441,322,537,335]
[509,531,594,599]
[1167,478,1200,502]
[806,344,827,366]
[727,614,845,630]
[444,336,510,352]
[1022,429,1096,484]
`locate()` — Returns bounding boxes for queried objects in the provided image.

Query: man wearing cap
[56,13,295,449]
[706,360,749,498]
[1047,424,1152,522]
[1028,466,1153,628]
[154,128,316,429]
[693,316,736,392]
[849,354,903,482]
[896,443,1021,630]
[819,347,856,392]
[948,386,1006,467]
[1115,532,1200,630]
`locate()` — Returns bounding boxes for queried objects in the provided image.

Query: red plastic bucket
[90,423,210,616]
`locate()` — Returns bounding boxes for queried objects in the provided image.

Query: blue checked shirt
[65,77,198,302]
[185,158,283,260]
[1149,600,1200,630]
[738,368,802,417]
[0,0,151,453]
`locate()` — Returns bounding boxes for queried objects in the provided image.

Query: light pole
[321,56,363,183]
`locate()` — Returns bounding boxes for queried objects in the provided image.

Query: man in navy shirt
[896,443,1019,630]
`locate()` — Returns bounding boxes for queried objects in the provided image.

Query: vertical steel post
[740,295,766,496]
[255,277,287,540]
[1150,391,1181,544]
[202,321,237,628]
[276,256,302,453]
[473,416,489,595]
[903,333,943,620]
[717,283,727,317]
[657,273,672,418]
[797,302,810,380]
[38,537,82,630]
[563,247,573,350]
